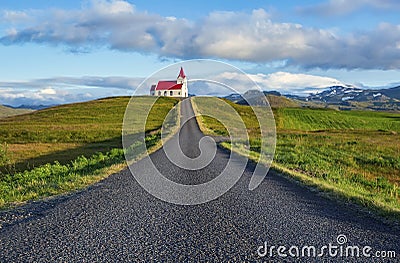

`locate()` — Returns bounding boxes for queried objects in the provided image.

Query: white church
[150,67,188,97]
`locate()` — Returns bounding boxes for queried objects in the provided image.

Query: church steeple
[177,67,186,79]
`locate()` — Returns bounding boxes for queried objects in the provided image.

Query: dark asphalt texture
[1,98,399,262]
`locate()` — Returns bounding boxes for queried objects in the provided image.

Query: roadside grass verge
[0,96,179,209]
[192,97,400,220]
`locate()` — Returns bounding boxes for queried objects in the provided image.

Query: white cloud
[1,1,400,69]
[0,76,144,90]
[39,87,57,95]
[0,87,98,107]
[2,10,30,23]
[0,88,65,106]
[259,72,343,90]
[0,88,25,99]
[90,0,134,14]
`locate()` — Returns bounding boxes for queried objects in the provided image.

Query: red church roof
[178,67,186,79]
[155,81,183,90]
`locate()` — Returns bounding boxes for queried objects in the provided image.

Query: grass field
[2,94,400,217]
[0,96,178,172]
[0,96,179,208]
[192,97,400,219]
[275,107,400,131]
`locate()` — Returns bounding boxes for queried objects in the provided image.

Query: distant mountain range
[224,85,400,111]
[0,104,57,118]
[5,104,58,110]
[294,85,400,111]
[296,85,400,102]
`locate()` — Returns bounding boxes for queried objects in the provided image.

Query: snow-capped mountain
[296,85,400,111]
[224,85,400,111]
[306,85,393,103]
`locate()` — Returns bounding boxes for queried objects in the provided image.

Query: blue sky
[0,0,400,106]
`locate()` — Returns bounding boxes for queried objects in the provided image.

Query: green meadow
[2,94,400,219]
[192,97,400,219]
[0,96,179,208]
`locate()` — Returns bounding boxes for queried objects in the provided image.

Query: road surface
[0,98,399,262]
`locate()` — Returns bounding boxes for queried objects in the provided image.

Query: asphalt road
[1,98,399,262]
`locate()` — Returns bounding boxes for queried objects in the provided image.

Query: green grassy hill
[0,105,33,118]
[0,96,178,172]
[192,97,400,218]
[266,95,301,108]
[236,94,301,108]
[0,96,179,208]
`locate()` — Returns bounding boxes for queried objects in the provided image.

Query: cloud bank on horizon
[0,76,141,106]
[0,72,345,105]
[0,0,400,106]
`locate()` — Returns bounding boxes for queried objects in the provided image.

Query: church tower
[177,67,188,97]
